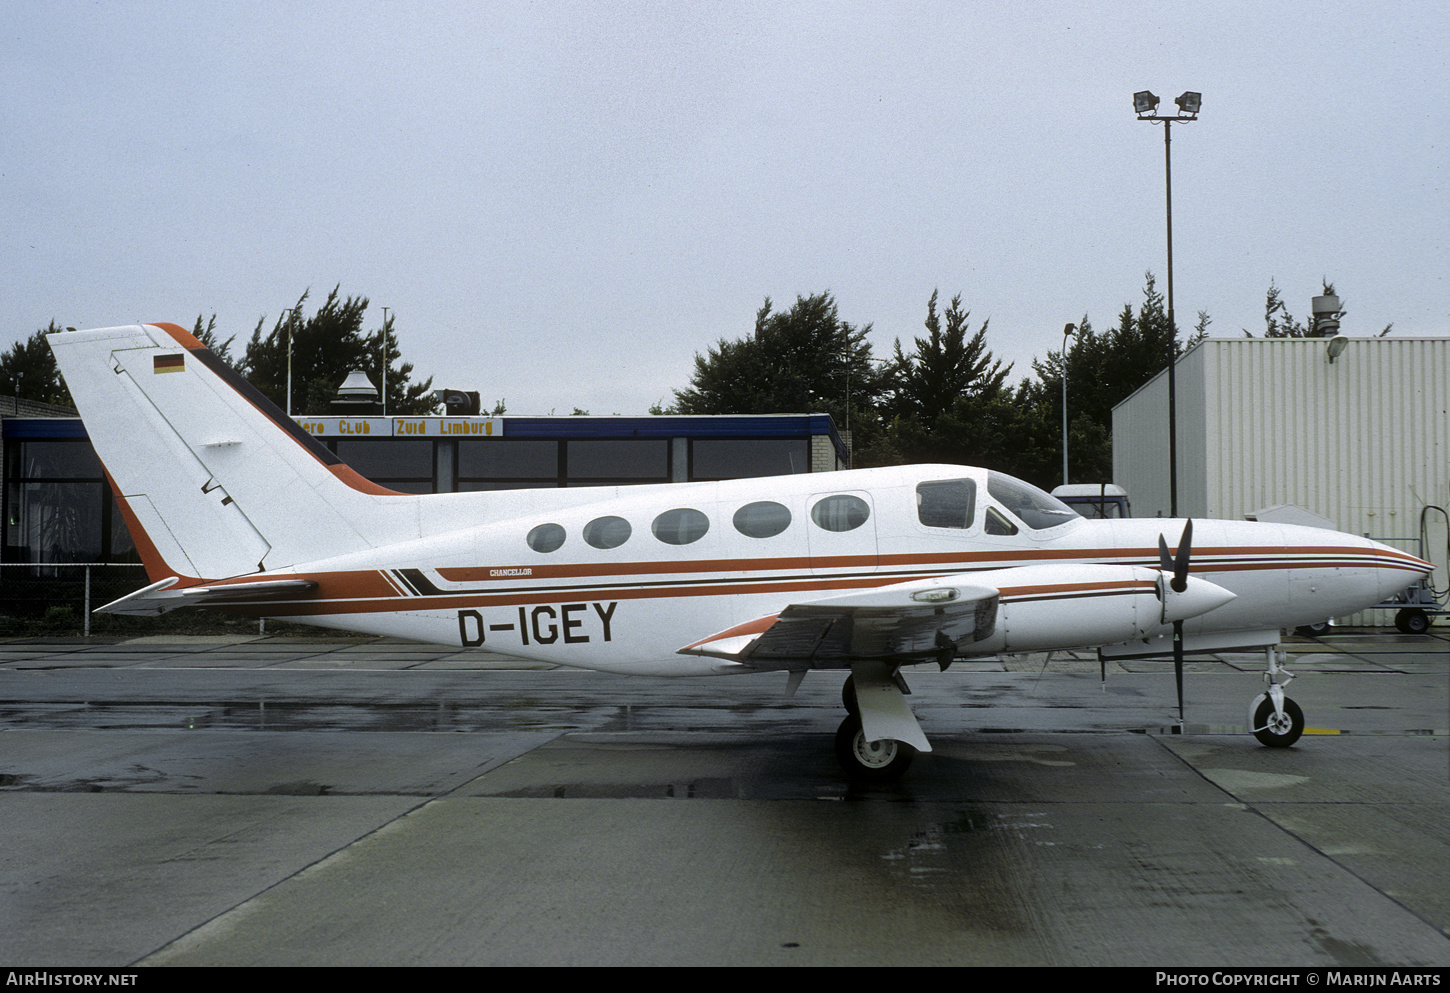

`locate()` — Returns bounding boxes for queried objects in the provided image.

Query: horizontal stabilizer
[98,576,319,616]
[679,576,999,669]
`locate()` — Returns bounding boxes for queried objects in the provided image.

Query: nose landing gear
[1249,647,1303,747]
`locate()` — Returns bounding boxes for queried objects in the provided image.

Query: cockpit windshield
[986,472,1080,531]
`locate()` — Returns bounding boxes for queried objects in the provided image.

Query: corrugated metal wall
[1116,337,1450,625]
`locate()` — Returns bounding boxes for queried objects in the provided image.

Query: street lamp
[1060,322,1076,487]
[1134,90,1200,518]
[281,307,295,417]
[381,307,390,417]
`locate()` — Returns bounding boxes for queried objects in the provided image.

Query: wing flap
[679,577,999,669]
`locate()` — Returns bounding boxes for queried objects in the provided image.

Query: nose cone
[1277,524,1435,619]
[1162,575,1237,623]
[1366,537,1434,603]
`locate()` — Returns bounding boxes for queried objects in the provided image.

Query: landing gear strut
[1248,647,1303,747]
[834,664,929,782]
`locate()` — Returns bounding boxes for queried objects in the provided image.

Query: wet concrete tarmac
[1,629,1446,966]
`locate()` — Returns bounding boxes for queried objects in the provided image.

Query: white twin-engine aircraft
[49,323,1432,780]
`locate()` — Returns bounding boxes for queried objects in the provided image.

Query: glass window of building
[334,439,433,492]
[566,439,668,481]
[458,440,560,481]
[691,439,810,480]
[3,440,114,563]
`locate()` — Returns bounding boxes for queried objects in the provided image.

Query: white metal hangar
[1113,336,1449,625]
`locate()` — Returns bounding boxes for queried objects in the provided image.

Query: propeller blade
[1173,618,1185,724]
[1158,533,1174,574]
[1172,519,1193,593]
[1156,520,1194,723]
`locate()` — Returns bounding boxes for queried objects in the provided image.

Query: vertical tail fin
[48,323,416,581]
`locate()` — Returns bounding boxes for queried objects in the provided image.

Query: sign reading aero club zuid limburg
[294,418,505,438]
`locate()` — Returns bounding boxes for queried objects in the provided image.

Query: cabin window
[810,494,870,533]
[527,523,566,553]
[583,515,632,549]
[652,508,710,545]
[733,501,792,538]
[917,479,975,529]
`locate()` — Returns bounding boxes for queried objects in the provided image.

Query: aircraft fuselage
[163,465,1426,675]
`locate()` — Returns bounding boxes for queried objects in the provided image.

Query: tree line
[4,277,1375,492]
[665,273,1216,490]
[1,286,438,418]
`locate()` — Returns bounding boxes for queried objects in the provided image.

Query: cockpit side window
[984,506,1019,536]
[986,472,1079,531]
[917,479,975,529]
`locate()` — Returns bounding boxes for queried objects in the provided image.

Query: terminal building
[2,409,847,566]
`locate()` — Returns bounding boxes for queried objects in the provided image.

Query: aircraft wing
[97,576,319,615]
[679,577,999,670]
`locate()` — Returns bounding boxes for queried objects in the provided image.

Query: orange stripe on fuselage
[438,544,1408,585]
[142,541,1425,617]
[202,569,1153,619]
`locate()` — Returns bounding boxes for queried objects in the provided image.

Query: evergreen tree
[241,287,437,416]
[884,291,1010,428]
[0,322,74,408]
[1257,280,1307,338]
[882,291,1013,466]
[191,314,236,368]
[1248,280,1392,338]
[672,292,888,463]
[1030,273,1191,487]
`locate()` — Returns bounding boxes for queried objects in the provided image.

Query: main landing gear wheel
[841,674,858,716]
[834,714,915,781]
[1251,696,1304,748]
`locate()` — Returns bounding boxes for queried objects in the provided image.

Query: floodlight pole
[1135,92,1199,518]
[1061,323,1075,487]
[381,307,390,417]
[283,307,294,417]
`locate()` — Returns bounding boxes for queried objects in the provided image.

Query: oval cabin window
[652,508,710,545]
[732,501,792,539]
[527,523,566,553]
[583,515,632,549]
[810,494,870,533]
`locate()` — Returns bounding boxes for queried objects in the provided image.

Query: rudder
[48,323,415,581]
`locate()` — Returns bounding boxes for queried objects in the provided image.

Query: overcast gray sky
[5,1,1446,415]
